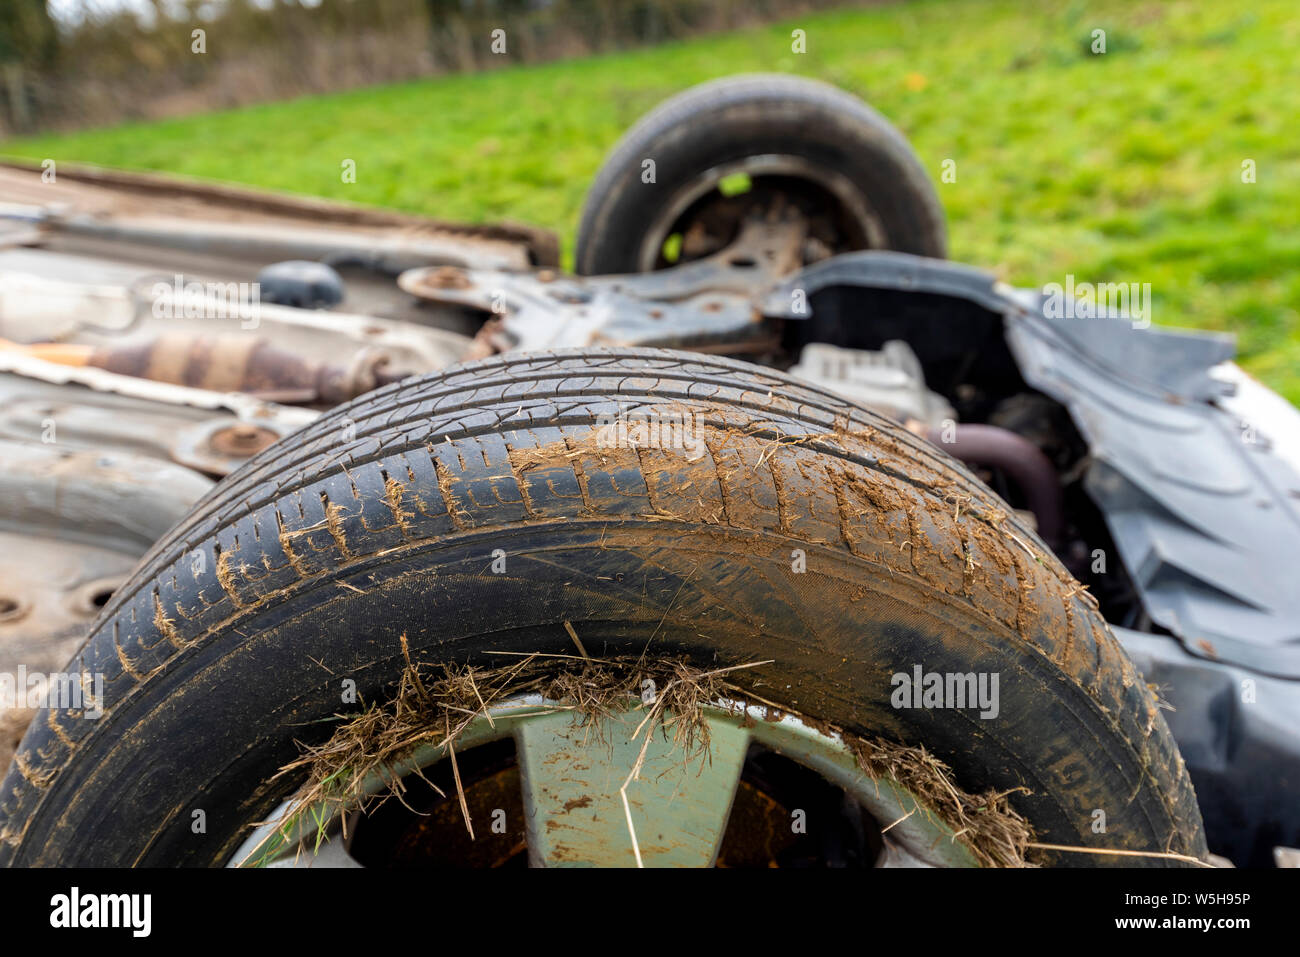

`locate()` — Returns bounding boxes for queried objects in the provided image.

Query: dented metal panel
[0,159,559,268]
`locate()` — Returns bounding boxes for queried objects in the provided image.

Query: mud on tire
[0,349,1204,866]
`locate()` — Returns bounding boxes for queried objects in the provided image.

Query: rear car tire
[0,349,1204,866]
[575,74,948,275]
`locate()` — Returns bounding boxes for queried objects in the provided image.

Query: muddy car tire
[575,74,947,275]
[0,349,1204,866]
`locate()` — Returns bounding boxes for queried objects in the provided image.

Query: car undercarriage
[0,75,1295,869]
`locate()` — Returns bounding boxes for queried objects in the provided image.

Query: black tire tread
[0,348,1203,866]
[575,73,947,275]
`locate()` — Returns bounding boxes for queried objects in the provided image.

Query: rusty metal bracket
[399,217,804,356]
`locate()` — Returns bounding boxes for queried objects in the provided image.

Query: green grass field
[6,0,1299,400]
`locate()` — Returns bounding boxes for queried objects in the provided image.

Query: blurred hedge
[0,0,851,134]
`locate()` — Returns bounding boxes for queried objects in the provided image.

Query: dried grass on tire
[242,635,1033,867]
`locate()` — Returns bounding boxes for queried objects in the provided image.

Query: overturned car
[0,76,1295,868]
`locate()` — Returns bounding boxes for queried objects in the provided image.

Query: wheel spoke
[267,836,362,869]
[234,698,979,869]
[515,707,750,867]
